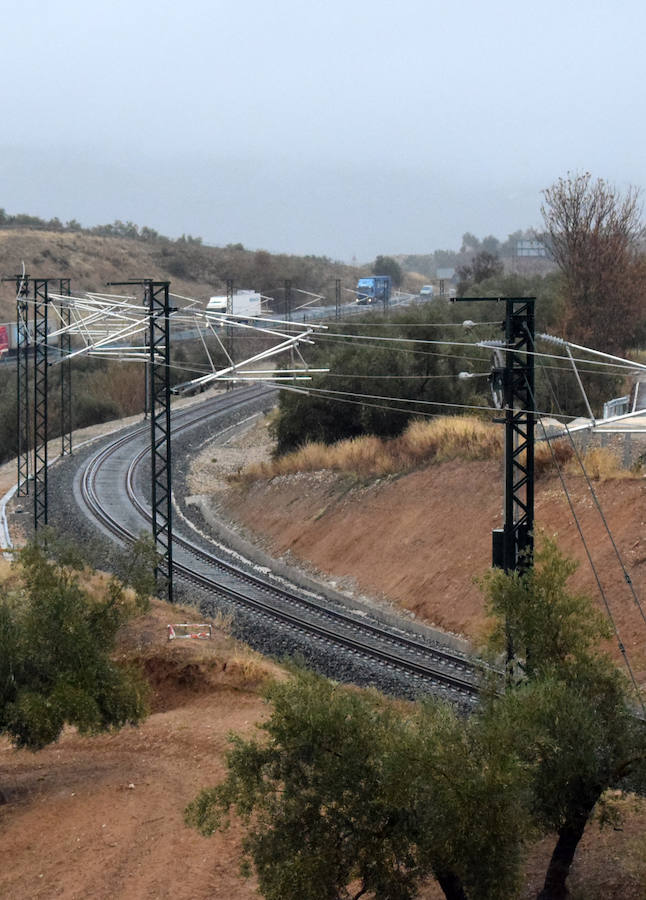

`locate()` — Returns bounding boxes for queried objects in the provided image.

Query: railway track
[77,385,489,703]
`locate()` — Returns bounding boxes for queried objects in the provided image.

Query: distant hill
[0,228,363,322]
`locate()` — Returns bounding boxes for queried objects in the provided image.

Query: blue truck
[356,275,392,305]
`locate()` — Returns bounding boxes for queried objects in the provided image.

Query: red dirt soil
[1,595,644,900]
[2,443,646,898]
[220,461,646,685]
[0,599,273,900]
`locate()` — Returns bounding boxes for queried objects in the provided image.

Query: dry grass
[237,416,578,482]
[567,447,634,481]
[222,652,276,689]
[239,416,646,485]
[398,417,502,464]
[0,229,215,321]
[118,597,279,708]
[0,556,14,584]
[535,438,574,475]
[1,553,276,695]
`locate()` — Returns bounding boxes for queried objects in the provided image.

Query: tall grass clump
[236,416,510,483]
[568,446,632,481]
[397,417,502,465]
[534,438,573,474]
[236,418,589,484]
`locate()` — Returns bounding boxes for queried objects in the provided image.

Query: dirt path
[2,594,643,900]
[0,598,273,900]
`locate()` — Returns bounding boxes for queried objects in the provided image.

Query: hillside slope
[0,228,361,322]
[0,229,220,320]
[192,421,646,685]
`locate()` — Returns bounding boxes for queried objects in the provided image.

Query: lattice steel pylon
[33,279,50,528]
[146,280,173,602]
[15,274,31,496]
[455,297,536,573]
[494,297,535,574]
[226,279,234,391]
[108,277,174,599]
[59,278,72,455]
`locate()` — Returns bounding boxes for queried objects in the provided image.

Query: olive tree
[0,540,148,751]
[186,669,532,900]
[483,537,646,900]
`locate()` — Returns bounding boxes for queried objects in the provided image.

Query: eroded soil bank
[191,416,646,683]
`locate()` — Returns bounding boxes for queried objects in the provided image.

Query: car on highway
[419,285,434,298]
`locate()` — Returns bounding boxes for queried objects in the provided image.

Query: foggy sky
[2,0,645,260]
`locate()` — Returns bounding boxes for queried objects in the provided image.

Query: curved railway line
[77,385,491,704]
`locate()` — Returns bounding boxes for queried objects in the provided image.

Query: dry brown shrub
[235,415,508,482]
[397,417,502,464]
[535,439,574,475]
[85,362,145,416]
[569,447,632,481]
[331,436,389,476]
[223,652,274,688]
[210,608,234,635]
[287,442,333,473]
[237,459,274,483]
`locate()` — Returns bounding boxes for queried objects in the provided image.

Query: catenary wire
[285,384,578,420]
[334,320,503,328]
[313,330,642,372]
[528,329,646,633]
[276,382,474,421]
[308,335,627,378]
[529,385,646,713]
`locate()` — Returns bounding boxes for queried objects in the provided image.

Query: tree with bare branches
[541,172,646,353]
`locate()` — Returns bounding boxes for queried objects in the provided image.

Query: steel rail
[78,388,487,700]
[125,441,489,686]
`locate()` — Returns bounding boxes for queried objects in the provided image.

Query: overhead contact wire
[524,360,645,707]
[529,329,646,632]
[296,384,578,420]
[533,404,645,712]
[525,341,646,708]
[277,383,462,421]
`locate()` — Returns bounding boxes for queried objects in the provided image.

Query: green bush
[272,300,492,455]
[0,539,148,751]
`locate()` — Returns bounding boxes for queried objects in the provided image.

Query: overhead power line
[532,404,646,714]
[529,335,646,631]
[284,383,578,421]
[316,329,643,373]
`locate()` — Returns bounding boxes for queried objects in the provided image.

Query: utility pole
[283,279,295,377]
[59,278,73,455]
[226,279,234,390]
[33,278,50,529]
[284,279,292,322]
[8,273,72,521]
[110,280,174,602]
[147,279,173,602]
[335,278,341,320]
[455,296,535,666]
[4,273,31,496]
[143,329,150,420]
[455,297,535,567]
